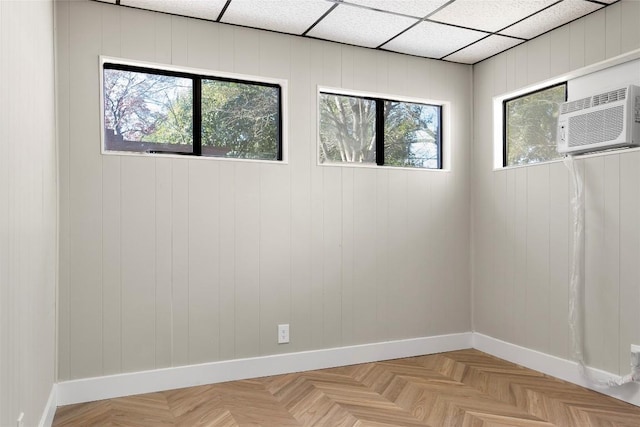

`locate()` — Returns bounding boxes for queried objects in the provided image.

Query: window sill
[318,161,450,172]
[493,145,640,172]
[101,149,289,165]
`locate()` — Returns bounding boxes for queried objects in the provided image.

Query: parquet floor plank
[53,401,113,426]
[52,349,640,426]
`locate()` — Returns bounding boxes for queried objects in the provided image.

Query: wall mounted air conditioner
[557,84,640,154]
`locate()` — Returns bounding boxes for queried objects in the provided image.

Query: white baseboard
[473,333,640,407]
[39,384,57,427]
[56,332,472,406]
[52,332,640,413]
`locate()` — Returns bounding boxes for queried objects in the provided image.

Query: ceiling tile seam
[299,37,457,64]
[421,18,494,35]
[302,3,339,36]
[449,0,605,57]
[216,0,232,22]
[491,0,564,37]
[375,20,423,49]
[585,0,615,5]
[100,1,467,63]
[109,1,339,51]
[111,3,227,27]
[375,0,459,49]
[432,8,542,62]
[427,0,458,19]
[470,2,607,66]
[428,0,566,35]
[478,0,617,65]
[102,0,491,63]
[330,0,449,21]
[376,46,460,64]
[89,0,616,66]
[440,32,526,63]
[450,39,526,65]
[438,34,494,61]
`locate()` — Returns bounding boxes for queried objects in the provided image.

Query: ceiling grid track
[94,0,619,65]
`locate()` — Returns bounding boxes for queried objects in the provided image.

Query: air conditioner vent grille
[567,105,624,147]
[592,88,627,106]
[561,98,590,114]
[560,87,627,115]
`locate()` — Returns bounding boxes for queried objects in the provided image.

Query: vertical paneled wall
[0,0,57,425]
[56,0,472,381]
[472,0,640,375]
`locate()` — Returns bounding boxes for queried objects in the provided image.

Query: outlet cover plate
[278,324,289,344]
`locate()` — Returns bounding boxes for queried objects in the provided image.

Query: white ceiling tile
[383,20,486,59]
[500,0,602,39]
[444,34,523,64]
[114,0,618,64]
[121,0,227,21]
[429,0,557,32]
[344,0,450,18]
[221,0,334,35]
[307,4,418,48]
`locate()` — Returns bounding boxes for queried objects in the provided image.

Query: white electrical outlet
[631,344,640,368]
[278,324,289,344]
[16,412,24,427]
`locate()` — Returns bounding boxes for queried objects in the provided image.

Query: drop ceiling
[94,0,619,64]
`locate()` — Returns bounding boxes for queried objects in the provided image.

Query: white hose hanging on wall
[564,155,639,387]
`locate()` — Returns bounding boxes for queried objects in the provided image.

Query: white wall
[0,0,57,425]
[472,0,640,375]
[56,0,472,381]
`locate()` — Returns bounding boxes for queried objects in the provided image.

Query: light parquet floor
[53,349,640,426]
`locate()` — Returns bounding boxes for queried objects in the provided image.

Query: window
[319,91,442,169]
[103,67,194,153]
[503,83,567,167]
[200,79,280,159]
[102,60,283,161]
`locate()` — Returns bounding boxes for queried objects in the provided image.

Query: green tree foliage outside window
[103,65,281,160]
[201,80,279,160]
[319,94,376,163]
[103,69,193,152]
[319,92,441,169]
[384,100,440,168]
[505,84,566,166]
